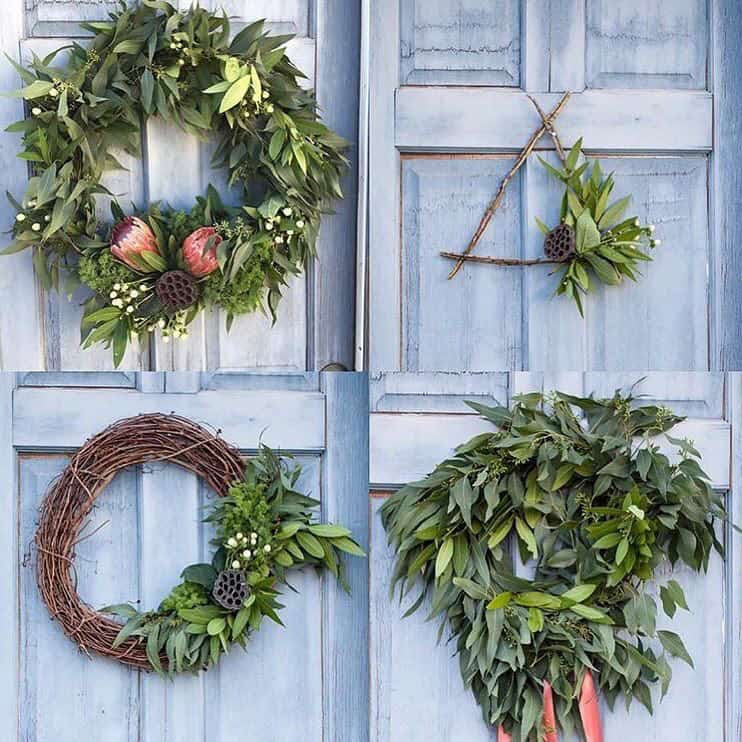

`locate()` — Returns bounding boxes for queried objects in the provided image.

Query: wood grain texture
[712,0,742,369]
[400,0,521,86]
[321,372,370,742]
[19,458,140,742]
[0,4,44,370]
[0,376,18,740]
[396,89,713,152]
[586,0,708,89]
[402,156,522,371]
[726,373,742,741]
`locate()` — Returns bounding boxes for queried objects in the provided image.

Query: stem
[440,251,567,267]
[447,91,572,279]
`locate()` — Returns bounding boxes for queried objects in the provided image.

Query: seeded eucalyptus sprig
[381,388,727,740]
[4,0,348,363]
[538,139,660,315]
[103,446,364,676]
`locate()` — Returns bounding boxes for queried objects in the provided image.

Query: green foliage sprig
[538,139,660,315]
[104,447,364,676]
[381,387,727,740]
[4,0,347,364]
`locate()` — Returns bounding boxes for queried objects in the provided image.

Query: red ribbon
[497,672,604,742]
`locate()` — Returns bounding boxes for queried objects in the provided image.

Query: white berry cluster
[226,531,272,570]
[265,206,305,246]
[155,313,190,342]
[15,198,51,233]
[109,281,149,315]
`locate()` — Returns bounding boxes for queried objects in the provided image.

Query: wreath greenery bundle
[105,447,364,675]
[537,139,659,315]
[5,0,348,365]
[36,413,363,675]
[381,388,727,740]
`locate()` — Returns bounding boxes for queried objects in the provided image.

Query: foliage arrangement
[104,447,364,675]
[537,139,660,315]
[5,0,347,364]
[381,387,727,740]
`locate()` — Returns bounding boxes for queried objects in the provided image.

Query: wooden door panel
[399,0,522,86]
[369,0,725,373]
[586,0,709,89]
[0,371,369,742]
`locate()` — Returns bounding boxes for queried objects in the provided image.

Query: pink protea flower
[110,216,159,271]
[182,226,222,277]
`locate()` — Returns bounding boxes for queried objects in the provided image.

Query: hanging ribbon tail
[578,671,605,742]
[543,681,559,742]
[497,726,512,742]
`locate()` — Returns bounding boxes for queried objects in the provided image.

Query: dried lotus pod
[155,270,200,311]
[543,223,576,261]
[211,569,248,612]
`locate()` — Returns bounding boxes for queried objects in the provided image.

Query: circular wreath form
[36,413,363,674]
[381,388,728,741]
[6,1,348,365]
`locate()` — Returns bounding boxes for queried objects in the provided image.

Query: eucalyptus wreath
[5,0,348,364]
[381,388,727,740]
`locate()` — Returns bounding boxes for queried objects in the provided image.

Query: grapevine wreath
[442,93,661,315]
[5,1,348,365]
[381,387,729,741]
[35,414,363,674]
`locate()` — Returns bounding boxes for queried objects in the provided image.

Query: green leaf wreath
[381,387,728,740]
[104,446,364,676]
[4,0,348,365]
[537,139,660,315]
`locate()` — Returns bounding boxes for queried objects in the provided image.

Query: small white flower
[122,283,129,291]
[148,325,155,332]
[112,299,123,308]
[265,221,273,231]
[157,318,166,328]
[129,289,139,298]
[286,229,294,236]
[231,560,241,569]
[274,215,281,223]
[250,532,258,540]
[113,283,121,291]
[49,87,58,98]
[31,222,41,231]
[265,104,274,113]
[648,225,655,234]
[178,59,185,66]
[44,215,50,222]
[227,537,237,548]
[15,214,25,222]
[139,284,147,291]
[31,107,42,116]
[263,544,271,553]
[126,306,134,314]
[109,291,118,299]
[242,549,251,559]
[296,220,305,229]
[28,200,36,208]
[274,235,284,244]
[173,329,182,338]
[282,207,292,217]
[236,532,244,540]
[262,90,270,99]
[170,42,177,49]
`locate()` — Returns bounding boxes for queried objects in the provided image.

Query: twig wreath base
[35,413,363,674]
[441,92,661,315]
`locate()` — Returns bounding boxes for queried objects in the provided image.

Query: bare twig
[447,91,571,279]
[527,94,567,165]
[441,251,565,267]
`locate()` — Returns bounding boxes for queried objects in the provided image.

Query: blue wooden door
[0,371,368,742]
[366,0,741,374]
[0,0,360,371]
[369,372,741,740]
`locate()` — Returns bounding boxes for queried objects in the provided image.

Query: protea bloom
[110,216,159,271]
[182,226,221,277]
